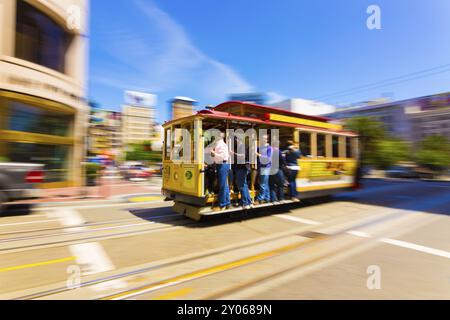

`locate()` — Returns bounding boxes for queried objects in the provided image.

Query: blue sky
[88,0,450,123]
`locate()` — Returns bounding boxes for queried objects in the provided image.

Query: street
[0,179,449,300]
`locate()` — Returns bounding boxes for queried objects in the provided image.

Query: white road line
[347,230,371,238]
[47,208,85,229]
[277,214,450,260]
[345,230,450,259]
[275,215,322,226]
[70,242,114,275]
[0,219,59,227]
[380,238,450,259]
[49,208,128,291]
[69,242,127,292]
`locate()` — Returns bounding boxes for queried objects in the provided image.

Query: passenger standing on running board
[211,132,231,211]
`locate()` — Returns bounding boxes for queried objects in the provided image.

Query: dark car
[385,166,420,179]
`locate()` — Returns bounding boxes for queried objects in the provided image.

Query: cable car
[162,101,360,220]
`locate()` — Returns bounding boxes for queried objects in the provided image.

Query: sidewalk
[25,177,163,204]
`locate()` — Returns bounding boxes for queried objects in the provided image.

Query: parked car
[124,165,152,181]
[385,166,420,179]
[0,163,44,212]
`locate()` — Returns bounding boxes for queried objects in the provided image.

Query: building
[122,91,156,147]
[408,106,450,143]
[326,92,450,143]
[88,110,123,159]
[228,93,267,105]
[170,96,197,121]
[271,98,336,116]
[0,0,89,188]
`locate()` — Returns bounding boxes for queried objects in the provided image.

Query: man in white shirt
[211,132,231,210]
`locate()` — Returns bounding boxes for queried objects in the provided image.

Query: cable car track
[11,205,411,300]
[0,214,193,253]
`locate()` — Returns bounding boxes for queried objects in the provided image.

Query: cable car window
[172,125,183,161]
[317,134,326,157]
[299,132,311,157]
[164,128,171,160]
[182,123,193,161]
[332,136,339,158]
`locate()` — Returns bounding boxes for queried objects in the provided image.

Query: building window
[7,142,69,182]
[15,0,72,73]
[6,100,73,136]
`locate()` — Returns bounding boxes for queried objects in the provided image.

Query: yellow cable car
[162,101,360,220]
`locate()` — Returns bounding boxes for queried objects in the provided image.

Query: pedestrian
[255,135,272,204]
[211,132,231,211]
[284,141,302,202]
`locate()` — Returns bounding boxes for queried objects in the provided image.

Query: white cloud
[266,91,287,104]
[92,0,254,102]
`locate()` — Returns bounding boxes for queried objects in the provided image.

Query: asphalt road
[0,179,449,300]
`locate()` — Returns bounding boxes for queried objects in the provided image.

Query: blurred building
[407,106,450,143]
[326,92,450,143]
[271,98,336,116]
[170,96,197,120]
[122,91,156,147]
[150,124,164,152]
[0,0,89,187]
[228,93,267,105]
[88,110,123,159]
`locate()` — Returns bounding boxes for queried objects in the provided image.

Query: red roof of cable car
[163,106,357,136]
[214,101,333,122]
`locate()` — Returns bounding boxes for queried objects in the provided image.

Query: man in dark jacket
[284,141,302,202]
[269,146,287,204]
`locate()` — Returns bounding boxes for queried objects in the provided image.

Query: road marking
[0,256,75,273]
[128,196,164,203]
[70,242,114,275]
[347,230,371,238]
[103,240,315,300]
[380,238,450,259]
[0,219,59,227]
[47,208,85,232]
[275,215,322,225]
[345,230,450,259]
[69,242,126,292]
[47,208,125,291]
[153,287,194,300]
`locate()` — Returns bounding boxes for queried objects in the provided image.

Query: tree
[344,116,387,166]
[125,141,162,163]
[415,135,450,172]
[372,139,410,169]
